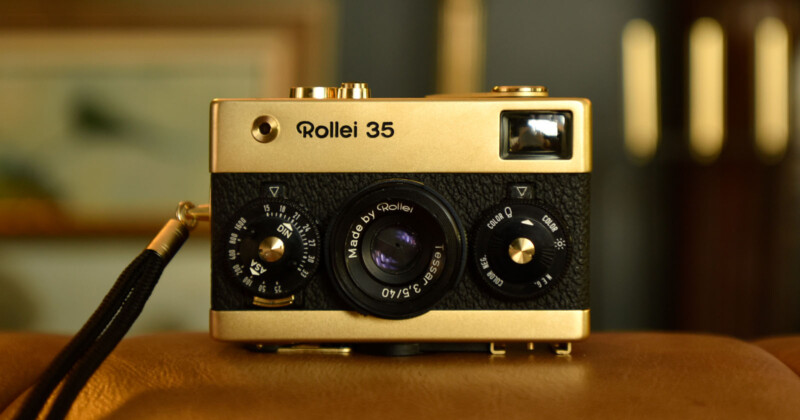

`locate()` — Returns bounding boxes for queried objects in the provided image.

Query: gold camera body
[209,83,591,353]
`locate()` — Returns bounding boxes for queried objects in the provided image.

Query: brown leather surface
[754,335,800,376]
[2,332,800,419]
[0,333,70,412]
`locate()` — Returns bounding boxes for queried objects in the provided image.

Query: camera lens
[370,225,420,274]
[327,180,466,319]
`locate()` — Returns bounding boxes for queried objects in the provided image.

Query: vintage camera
[209,83,591,354]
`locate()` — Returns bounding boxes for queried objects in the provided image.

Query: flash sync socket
[251,115,280,143]
[500,111,572,159]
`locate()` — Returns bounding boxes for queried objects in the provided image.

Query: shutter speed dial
[473,203,570,299]
[225,199,320,299]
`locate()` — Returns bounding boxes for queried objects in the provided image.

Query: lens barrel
[327,180,466,319]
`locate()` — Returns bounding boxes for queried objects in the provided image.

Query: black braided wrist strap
[15,250,166,420]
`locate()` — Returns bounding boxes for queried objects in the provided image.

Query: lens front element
[370,225,421,274]
[327,180,466,319]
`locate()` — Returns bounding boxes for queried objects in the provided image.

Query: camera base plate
[211,309,589,343]
[244,342,573,356]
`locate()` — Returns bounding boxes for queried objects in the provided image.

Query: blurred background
[0,0,798,338]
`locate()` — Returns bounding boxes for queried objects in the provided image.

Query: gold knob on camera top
[289,86,337,99]
[289,82,371,99]
[491,86,549,97]
[338,82,371,99]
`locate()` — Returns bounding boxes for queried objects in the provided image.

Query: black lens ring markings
[326,180,467,319]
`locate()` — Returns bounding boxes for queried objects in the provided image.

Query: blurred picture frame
[0,1,337,235]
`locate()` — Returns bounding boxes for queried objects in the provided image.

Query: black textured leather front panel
[211,173,590,311]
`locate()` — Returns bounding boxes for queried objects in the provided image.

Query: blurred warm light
[437,0,484,93]
[754,17,789,163]
[622,19,659,164]
[689,18,725,164]
[796,44,800,150]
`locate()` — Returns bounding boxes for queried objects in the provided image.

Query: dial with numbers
[225,199,320,299]
[473,203,571,299]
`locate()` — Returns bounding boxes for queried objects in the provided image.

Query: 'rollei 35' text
[296,121,395,139]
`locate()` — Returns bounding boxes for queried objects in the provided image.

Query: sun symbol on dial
[554,238,566,250]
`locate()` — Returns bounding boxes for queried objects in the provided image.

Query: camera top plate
[210,84,591,174]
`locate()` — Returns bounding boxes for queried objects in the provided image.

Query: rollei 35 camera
[209,83,591,355]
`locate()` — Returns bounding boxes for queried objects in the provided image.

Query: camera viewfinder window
[501,111,572,159]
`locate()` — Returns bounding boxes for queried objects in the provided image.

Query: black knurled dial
[224,199,320,299]
[473,203,570,299]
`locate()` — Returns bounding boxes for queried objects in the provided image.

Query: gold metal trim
[509,237,535,264]
[426,91,550,99]
[146,218,188,261]
[186,204,210,224]
[489,342,506,355]
[276,345,352,355]
[550,342,572,356]
[210,309,590,343]
[210,98,591,173]
[253,295,295,308]
[258,236,285,262]
[492,85,548,97]
[337,82,371,99]
[251,115,280,143]
[290,86,337,99]
[176,201,210,229]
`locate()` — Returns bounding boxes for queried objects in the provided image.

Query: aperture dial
[473,203,570,299]
[225,199,320,299]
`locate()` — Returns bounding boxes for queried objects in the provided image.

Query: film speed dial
[474,203,570,299]
[225,199,321,299]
